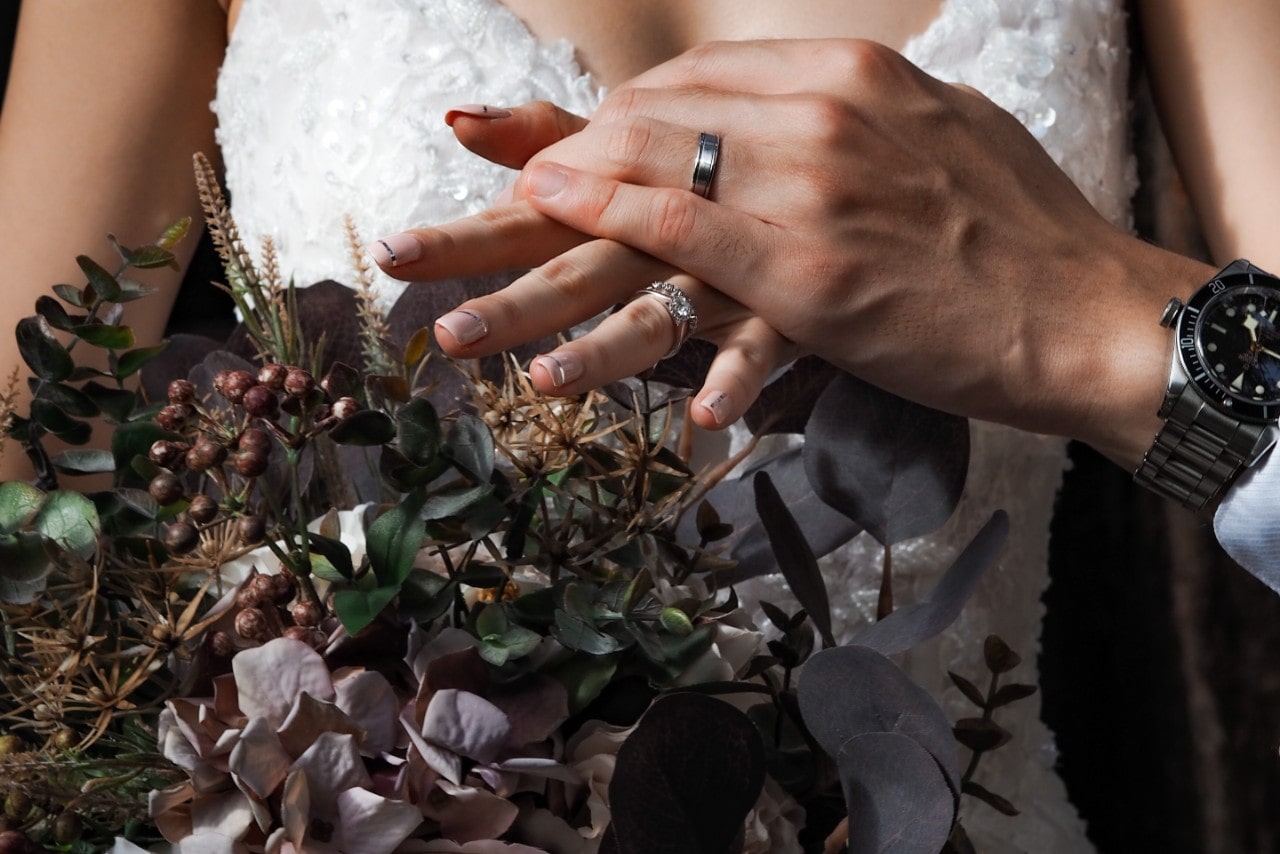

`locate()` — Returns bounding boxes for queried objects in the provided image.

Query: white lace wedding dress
[214,1,1134,851]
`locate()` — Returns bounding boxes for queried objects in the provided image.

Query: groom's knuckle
[648,189,699,247]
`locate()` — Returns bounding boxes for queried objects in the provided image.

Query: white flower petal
[232,638,335,729]
[109,840,150,854]
[290,732,371,812]
[423,689,510,765]
[190,790,255,840]
[334,670,400,756]
[333,787,422,854]
[229,716,292,799]
[280,768,310,850]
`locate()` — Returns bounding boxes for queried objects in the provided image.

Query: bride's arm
[0,0,226,480]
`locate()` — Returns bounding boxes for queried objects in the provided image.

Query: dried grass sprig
[344,214,393,373]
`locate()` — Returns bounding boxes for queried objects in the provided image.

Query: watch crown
[1159,298,1183,328]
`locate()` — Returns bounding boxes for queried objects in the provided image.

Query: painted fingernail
[435,310,489,346]
[526,164,568,198]
[699,390,732,426]
[367,233,423,268]
[533,352,583,387]
[445,104,513,126]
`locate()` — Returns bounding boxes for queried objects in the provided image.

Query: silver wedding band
[690,132,721,199]
[630,281,699,359]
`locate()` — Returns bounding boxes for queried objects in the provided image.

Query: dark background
[3,3,1279,851]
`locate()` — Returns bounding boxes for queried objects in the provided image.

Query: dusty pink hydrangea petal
[423,689,511,765]
[278,691,363,757]
[334,670,400,756]
[290,732,371,812]
[149,781,195,819]
[232,638,335,729]
[416,838,550,853]
[160,725,226,794]
[213,673,242,723]
[333,787,423,853]
[496,757,581,785]
[109,839,150,854]
[172,831,251,853]
[190,789,255,840]
[488,677,569,750]
[401,709,464,785]
[428,780,520,844]
[513,806,590,853]
[229,716,292,799]
[211,728,241,759]
[168,700,216,758]
[154,800,194,844]
[280,768,310,851]
[233,784,273,836]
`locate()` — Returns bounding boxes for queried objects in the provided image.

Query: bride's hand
[375,39,1200,463]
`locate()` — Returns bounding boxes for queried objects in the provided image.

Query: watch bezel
[1176,269,1280,423]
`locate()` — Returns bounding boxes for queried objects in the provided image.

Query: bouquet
[0,155,1035,854]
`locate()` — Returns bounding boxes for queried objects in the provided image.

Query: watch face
[1179,270,1280,421]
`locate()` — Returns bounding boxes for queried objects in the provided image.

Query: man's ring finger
[690,132,721,199]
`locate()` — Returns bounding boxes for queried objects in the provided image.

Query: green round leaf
[0,482,46,534]
[330,409,397,446]
[50,448,116,476]
[35,490,100,560]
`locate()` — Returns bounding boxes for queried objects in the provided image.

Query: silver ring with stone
[631,281,699,359]
[690,132,721,199]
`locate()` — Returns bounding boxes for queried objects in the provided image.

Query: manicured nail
[445,104,512,126]
[435,310,489,346]
[526,164,568,198]
[367,233,423,268]
[533,352,583,387]
[699,390,732,426]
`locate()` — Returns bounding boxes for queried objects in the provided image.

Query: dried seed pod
[284,367,315,397]
[242,385,280,418]
[52,812,83,844]
[219,370,258,405]
[237,514,267,545]
[0,735,23,757]
[331,396,360,420]
[51,729,76,751]
[235,607,275,642]
[3,792,31,821]
[238,427,272,453]
[155,403,194,432]
[207,631,236,659]
[167,379,197,405]
[269,572,297,605]
[188,494,218,524]
[149,472,185,506]
[258,363,289,391]
[149,439,190,470]
[233,450,269,479]
[187,436,228,473]
[291,600,322,627]
[163,522,200,554]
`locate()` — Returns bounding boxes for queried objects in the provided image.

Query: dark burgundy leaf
[839,732,956,854]
[947,671,987,709]
[952,718,1012,753]
[743,356,840,435]
[848,511,1008,655]
[802,372,969,545]
[990,683,1038,708]
[16,316,74,383]
[962,780,1020,816]
[752,471,834,648]
[984,635,1022,674]
[604,693,765,854]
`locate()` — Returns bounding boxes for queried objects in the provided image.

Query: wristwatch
[1135,259,1280,511]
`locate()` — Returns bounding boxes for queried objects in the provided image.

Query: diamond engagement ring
[689,132,721,199]
[631,281,699,359]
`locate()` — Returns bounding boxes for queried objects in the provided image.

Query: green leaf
[52,284,85,308]
[659,606,695,637]
[403,327,430,368]
[457,563,507,589]
[479,637,511,667]
[30,398,85,438]
[34,490,100,560]
[76,255,122,302]
[366,490,427,588]
[332,586,399,636]
[397,396,441,466]
[37,382,100,418]
[446,414,494,483]
[551,652,620,715]
[112,421,179,488]
[420,484,492,522]
[113,239,179,271]
[398,572,456,624]
[114,278,159,303]
[552,610,626,655]
[330,409,397,446]
[34,296,85,332]
[0,532,54,604]
[82,381,138,423]
[72,323,135,350]
[155,216,191,250]
[310,556,350,583]
[308,533,354,581]
[51,449,115,476]
[500,624,542,661]
[0,482,45,534]
[16,316,74,382]
[113,343,169,379]
[475,603,509,638]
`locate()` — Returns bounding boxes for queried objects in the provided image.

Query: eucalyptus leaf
[16,316,74,382]
[753,471,835,648]
[797,644,961,797]
[34,490,100,560]
[420,484,491,522]
[71,323,134,350]
[403,327,430,368]
[445,413,494,483]
[839,732,956,853]
[0,532,53,604]
[601,693,765,854]
[52,284,84,308]
[81,381,139,423]
[30,398,85,438]
[0,482,45,534]
[37,382,100,418]
[803,372,969,546]
[155,216,191,250]
[552,611,626,655]
[115,343,169,379]
[34,296,84,332]
[77,255,122,302]
[397,396,441,466]
[330,409,397,446]
[849,511,1008,656]
[51,449,116,476]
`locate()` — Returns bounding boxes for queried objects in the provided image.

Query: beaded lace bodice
[214,1,1133,850]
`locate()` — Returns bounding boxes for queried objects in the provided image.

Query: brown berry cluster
[204,571,329,657]
[146,364,362,556]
